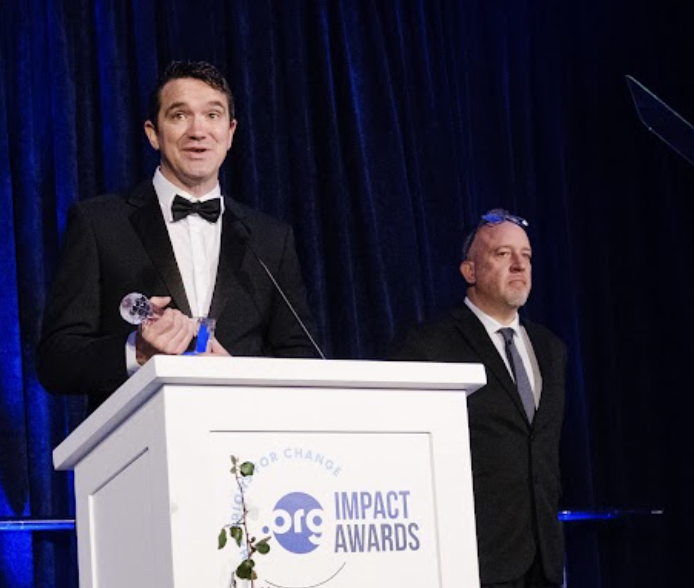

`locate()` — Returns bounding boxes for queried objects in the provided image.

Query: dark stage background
[1,1,692,586]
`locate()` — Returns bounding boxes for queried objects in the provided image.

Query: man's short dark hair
[148,60,235,127]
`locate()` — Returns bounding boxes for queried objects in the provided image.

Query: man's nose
[188,115,207,136]
[511,253,527,269]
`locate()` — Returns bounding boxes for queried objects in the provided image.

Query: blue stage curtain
[2,0,694,586]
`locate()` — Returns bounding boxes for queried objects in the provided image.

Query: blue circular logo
[262,492,324,554]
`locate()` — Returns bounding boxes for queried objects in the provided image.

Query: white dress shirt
[126,169,224,374]
[464,297,542,407]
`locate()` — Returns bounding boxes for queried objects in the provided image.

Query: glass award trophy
[119,292,215,353]
[119,292,156,325]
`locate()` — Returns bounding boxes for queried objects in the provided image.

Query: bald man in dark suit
[389,209,566,588]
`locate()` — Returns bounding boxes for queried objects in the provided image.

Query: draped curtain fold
[2,1,694,586]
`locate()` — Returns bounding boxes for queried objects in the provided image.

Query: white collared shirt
[464,297,542,407]
[153,168,223,317]
[126,169,224,374]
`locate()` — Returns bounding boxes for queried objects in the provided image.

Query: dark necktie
[498,328,536,423]
[171,195,222,223]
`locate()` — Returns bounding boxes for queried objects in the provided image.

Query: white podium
[54,356,486,588]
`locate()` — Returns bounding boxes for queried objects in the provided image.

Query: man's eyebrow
[163,100,227,115]
[493,244,532,251]
[163,101,189,115]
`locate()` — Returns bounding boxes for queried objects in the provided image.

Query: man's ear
[460,260,475,285]
[227,119,237,151]
[144,120,160,150]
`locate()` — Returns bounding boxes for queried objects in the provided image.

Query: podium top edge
[148,355,486,386]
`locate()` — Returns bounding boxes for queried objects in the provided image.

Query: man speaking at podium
[389,210,566,588]
[37,61,320,414]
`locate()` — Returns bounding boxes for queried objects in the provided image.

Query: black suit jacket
[389,304,566,585]
[37,181,319,413]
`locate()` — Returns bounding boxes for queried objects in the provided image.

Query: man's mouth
[183,147,210,158]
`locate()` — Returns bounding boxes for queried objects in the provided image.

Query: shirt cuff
[126,330,141,376]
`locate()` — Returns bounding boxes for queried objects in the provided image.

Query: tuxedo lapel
[127,182,192,316]
[208,198,251,320]
[452,305,531,424]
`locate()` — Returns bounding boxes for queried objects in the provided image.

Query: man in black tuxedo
[389,209,566,588]
[37,61,320,414]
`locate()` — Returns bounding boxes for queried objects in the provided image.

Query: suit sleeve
[36,203,130,398]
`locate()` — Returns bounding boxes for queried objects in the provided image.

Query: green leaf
[217,528,227,550]
[230,455,238,473]
[230,525,243,547]
[235,558,255,580]
[239,461,255,477]
[255,538,271,555]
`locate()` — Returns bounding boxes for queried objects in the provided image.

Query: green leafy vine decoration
[218,456,271,587]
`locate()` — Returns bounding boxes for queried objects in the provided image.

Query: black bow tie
[171,195,222,223]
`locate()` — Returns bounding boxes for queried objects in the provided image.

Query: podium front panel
[55,357,484,588]
[164,385,480,588]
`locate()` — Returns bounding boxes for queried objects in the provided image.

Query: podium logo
[263,492,324,554]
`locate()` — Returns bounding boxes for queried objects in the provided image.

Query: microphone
[229,214,326,360]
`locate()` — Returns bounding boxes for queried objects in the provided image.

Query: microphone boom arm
[229,213,326,360]
[251,253,326,360]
